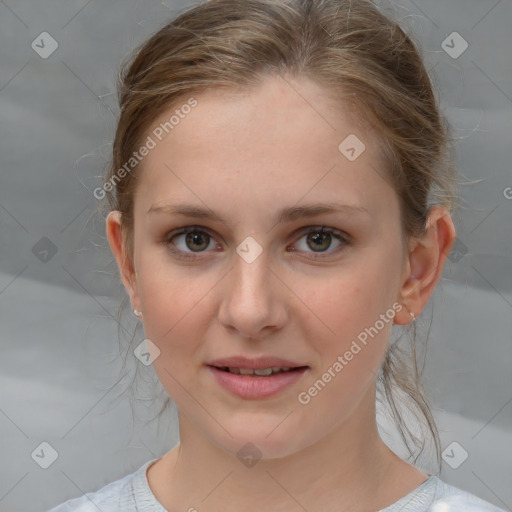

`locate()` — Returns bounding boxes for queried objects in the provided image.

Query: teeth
[254,368,273,376]
[225,367,292,376]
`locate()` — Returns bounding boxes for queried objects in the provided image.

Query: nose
[217,245,288,340]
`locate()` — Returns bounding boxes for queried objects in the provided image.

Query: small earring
[133,309,143,319]
[401,304,416,323]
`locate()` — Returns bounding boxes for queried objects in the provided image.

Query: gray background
[1,0,511,511]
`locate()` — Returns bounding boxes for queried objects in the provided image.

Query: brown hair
[104,0,458,472]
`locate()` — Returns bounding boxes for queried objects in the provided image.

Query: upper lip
[207,356,308,370]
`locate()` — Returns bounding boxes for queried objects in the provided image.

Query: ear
[106,211,141,314]
[394,205,456,325]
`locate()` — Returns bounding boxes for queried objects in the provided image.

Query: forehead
[133,74,394,219]
[144,74,382,158]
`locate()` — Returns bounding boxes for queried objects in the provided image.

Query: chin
[211,421,311,463]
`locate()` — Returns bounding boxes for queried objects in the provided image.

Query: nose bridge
[231,241,273,306]
[219,239,283,337]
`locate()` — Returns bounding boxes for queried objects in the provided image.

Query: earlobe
[106,210,140,311]
[394,205,456,325]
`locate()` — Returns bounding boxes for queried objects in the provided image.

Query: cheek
[297,255,398,344]
[296,276,395,423]
[135,262,219,395]
[294,253,400,396]
[140,277,204,404]
[135,241,213,336]
[139,273,207,348]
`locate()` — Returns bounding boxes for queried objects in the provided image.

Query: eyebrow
[147,201,371,224]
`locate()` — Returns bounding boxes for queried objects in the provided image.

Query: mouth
[207,355,309,371]
[206,358,310,399]
[210,366,308,376]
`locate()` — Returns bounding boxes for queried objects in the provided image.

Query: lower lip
[207,366,308,399]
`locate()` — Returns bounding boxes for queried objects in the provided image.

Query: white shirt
[46,458,507,512]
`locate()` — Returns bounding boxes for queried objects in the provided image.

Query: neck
[149,385,427,512]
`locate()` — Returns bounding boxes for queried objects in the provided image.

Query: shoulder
[45,474,133,512]
[382,476,507,512]
[427,477,507,512]
[45,460,157,512]
[45,479,129,512]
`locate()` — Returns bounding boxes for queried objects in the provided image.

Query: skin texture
[107,74,456,512]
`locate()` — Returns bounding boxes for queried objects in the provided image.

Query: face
[116,74,412,459]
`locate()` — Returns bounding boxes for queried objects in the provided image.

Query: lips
[206,356,309,399]
[207,365,308,399]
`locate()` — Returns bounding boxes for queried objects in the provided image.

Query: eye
[291,226,350,259]
[164,226,218,259]
[164,225,350,261]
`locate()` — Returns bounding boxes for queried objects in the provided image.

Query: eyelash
[163,225,351,261]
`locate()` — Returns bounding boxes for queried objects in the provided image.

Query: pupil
[186,232,209,252]
[308,231,330,252]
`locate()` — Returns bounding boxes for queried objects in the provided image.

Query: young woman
[48,0,505,511]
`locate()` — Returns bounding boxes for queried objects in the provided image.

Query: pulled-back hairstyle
[104,0,457,472]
